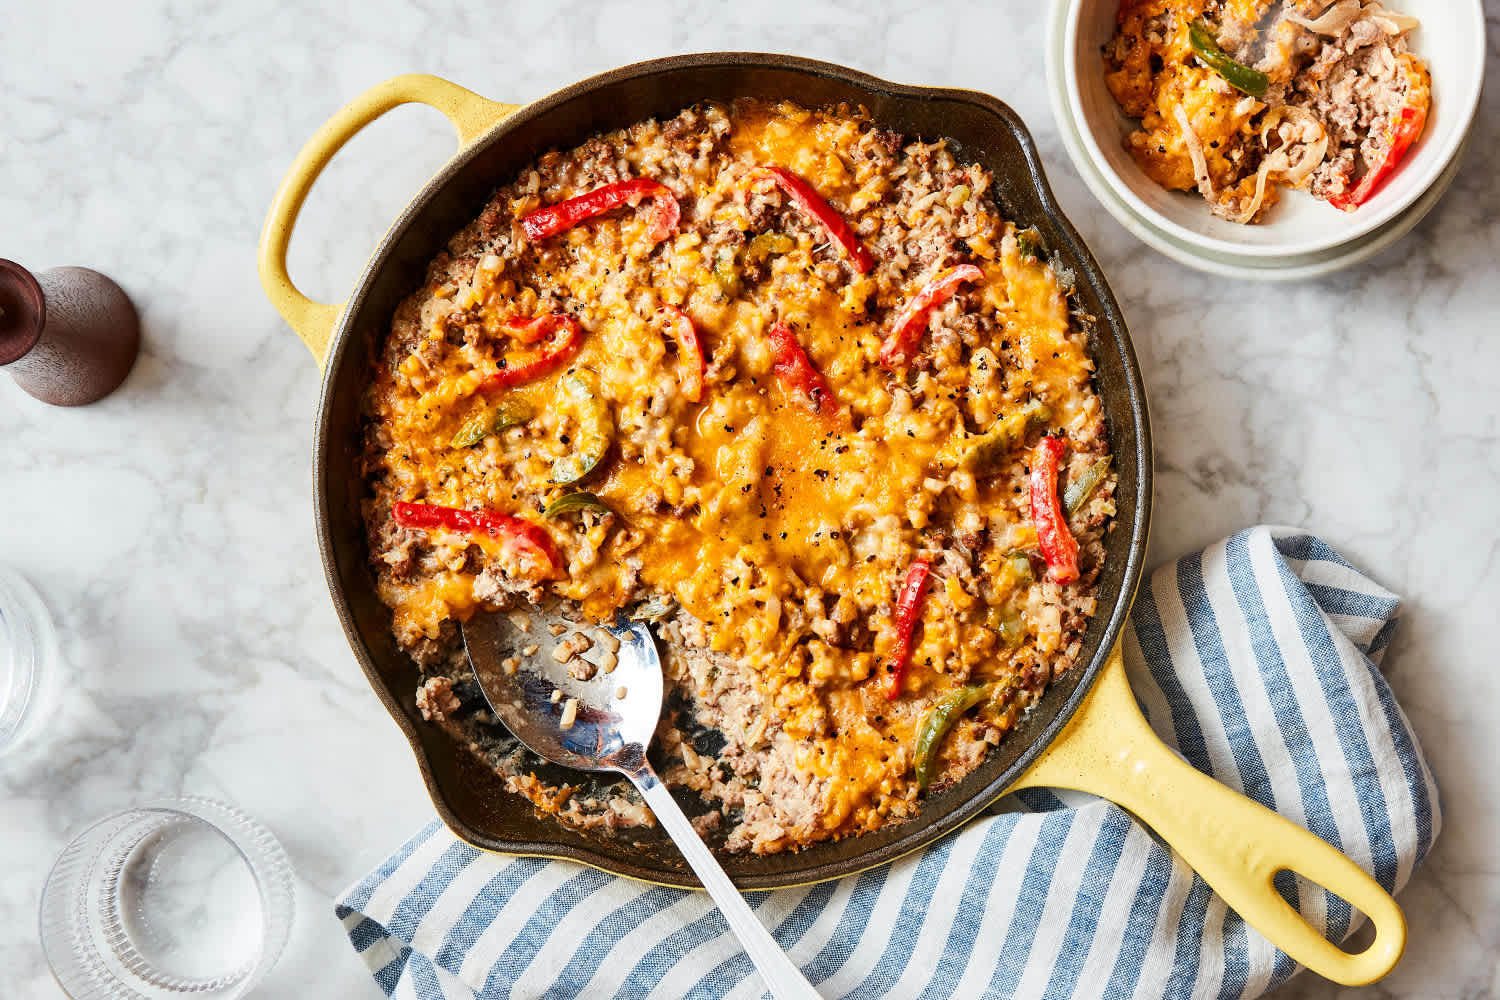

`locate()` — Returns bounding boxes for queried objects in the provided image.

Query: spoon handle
[632,771,823,1000]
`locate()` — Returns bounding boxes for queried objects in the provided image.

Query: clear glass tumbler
[0,564,57,755]
[38,796,295,999]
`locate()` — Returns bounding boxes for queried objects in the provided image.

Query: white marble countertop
[2,1,1496,997]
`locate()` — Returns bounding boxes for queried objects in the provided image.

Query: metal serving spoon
[462,610,821,1000]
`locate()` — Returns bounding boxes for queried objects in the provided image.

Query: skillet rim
[312,51,1153,889]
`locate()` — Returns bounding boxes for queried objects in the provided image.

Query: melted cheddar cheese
[1108,0,1272,207]
[363,100,1114,851]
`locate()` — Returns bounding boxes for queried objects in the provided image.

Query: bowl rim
[1050,0,1487,259]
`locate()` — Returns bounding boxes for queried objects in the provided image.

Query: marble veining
[2,1,1497,996]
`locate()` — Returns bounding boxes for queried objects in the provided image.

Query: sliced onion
[1365,3,1420,34]
[1174,106,1217,201]
[1284,134,1328,184]
[1259,106,1329,185]
[1285,0,1362,35]
[1257,106,1288,143]
[1231,157,1277,224]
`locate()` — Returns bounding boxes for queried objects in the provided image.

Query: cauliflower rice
[362,99,1117,854]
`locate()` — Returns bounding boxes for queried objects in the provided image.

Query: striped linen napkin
[337,526,1439,999]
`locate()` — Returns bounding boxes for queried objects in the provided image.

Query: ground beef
[416,676,461,722]
[361,99,1117,854]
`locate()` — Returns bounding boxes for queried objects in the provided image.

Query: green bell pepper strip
[914,683,992,791]
[712,247,742,296]
[543,491,613,518]
[549,370,615,485]
[941,399,1051,471]
[1063,456,1112,516]
[1189,21,1269,97]
[1009,552,1034,582]
[745,232,795,264]
[1015,229,1045,262]
[450,400,533,448]
[992,608,1027,648]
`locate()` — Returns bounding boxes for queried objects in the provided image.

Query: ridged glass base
[39,797,294,999]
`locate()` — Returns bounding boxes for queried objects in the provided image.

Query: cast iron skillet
[259,54,1404,985]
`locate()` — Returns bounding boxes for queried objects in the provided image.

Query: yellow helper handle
[257,74,521,366]
[1011,644,1406,986]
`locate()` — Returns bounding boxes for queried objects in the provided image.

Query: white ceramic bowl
[1047,63,1471,280]
[1048,0,1485,266]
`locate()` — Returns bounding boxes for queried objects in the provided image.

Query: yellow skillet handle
[1011,644,1406,986]
[257,74,521,367]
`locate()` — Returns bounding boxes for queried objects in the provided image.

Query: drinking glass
[39,796,295,999]
[0,565,56,755]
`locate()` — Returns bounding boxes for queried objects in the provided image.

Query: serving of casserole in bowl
[1048,0,1485,272]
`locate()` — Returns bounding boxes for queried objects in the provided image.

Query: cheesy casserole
[361,99,1117,854]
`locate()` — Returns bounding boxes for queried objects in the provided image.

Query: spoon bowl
[463,612,661,776]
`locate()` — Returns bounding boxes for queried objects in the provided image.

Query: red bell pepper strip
[664,307,706,403]
[1029,437,1080,585]
[392,501,560,578]
[521,178,682,244]
[884,559,932,699]
[753,167,875,273]
[767,321,838,416]
[878,264,985,368]
[505,315,553,344]
[483,315,582,390]
[1328,104,1427,212]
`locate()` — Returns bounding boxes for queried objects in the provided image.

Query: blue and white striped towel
[337,526,1440,999]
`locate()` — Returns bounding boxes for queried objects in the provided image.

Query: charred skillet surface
[312,53,1151,889]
